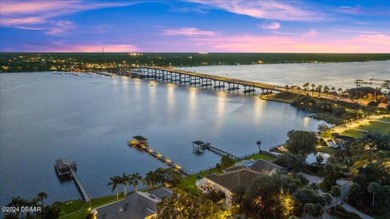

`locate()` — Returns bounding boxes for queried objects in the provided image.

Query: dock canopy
[193,140,204,145]
[133,136,148,141]
[129,135,149,148]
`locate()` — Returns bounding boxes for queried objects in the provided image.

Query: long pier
[128,142,190,176]
[193,141,240,160]
[126,66,285,94]
[70,169,90,202]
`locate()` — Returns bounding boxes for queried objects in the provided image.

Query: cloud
[185,32,390,53]
[303,29,318,37]
[260,21,281,30]
[18,42,140,53]
[45,20,76,36]
[162,27,217,36]
[0,1,136,28]
[185,0,324,21]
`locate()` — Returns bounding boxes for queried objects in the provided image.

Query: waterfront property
[197,159,285,207]
[94,187,173,219]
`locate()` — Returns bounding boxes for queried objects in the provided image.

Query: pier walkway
[193,141,240,160]
[128,140,190,176]
[70,169,90,202]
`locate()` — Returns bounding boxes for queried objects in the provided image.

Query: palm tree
[311,83,316,96]
[8,196,28,217]
[129,172,144,192]
[144,171,156,189]
[316,85,322,97]
[303,83,309,93]
[256,140,262,154]
[331,87,336,97]
[296,86,301,94]
[37,192,48,209]
[324,86,330,98]
[368,182,381,207]
[108,176,121,199]
[120,173,129,197]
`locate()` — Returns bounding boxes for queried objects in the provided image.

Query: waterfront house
[250,159,286,175]
[94,187,172,219]
[202,169,262,207]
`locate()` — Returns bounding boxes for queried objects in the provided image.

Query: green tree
[285,130,317,156]
[129,172,144,192]
[233,174,300,219]
[157,189,221,219]
[37,192,48,209]
[304,203,323,217]
[256,140,262,153]
[367,182,381,207]
[330,185,342,198]
[144,171,157,189]
[107,176,121,199]
[120,173,129,197]
[220,155,235,169]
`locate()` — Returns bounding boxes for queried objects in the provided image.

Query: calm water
[1,61,387,208]
[181,61,390,89]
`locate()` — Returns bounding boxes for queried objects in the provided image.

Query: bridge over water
[124,66,285,94]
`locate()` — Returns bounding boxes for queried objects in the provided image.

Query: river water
[0,61,388,207]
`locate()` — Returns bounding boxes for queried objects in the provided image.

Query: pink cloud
[260,21,281,30]
[162,27,217,36]
[25,43,140,53]
[1,17,45,26]
[188,32,390,53]
[0,1,135,27]
[186,0,324,21]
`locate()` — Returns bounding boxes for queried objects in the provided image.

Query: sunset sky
[0,0,389,53]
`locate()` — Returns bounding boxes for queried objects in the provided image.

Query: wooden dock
[70,169,90,202]
[193,141,240,160]
[128,140,190,176]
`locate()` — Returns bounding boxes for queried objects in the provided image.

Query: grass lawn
[61,195,125,219]
[179,153,275,192]
[243,153,275,161]
[316,146,334,155]
[361,121,390,134]
[342,129,364,138]
[179,167,223,192]
[378,117,390,122]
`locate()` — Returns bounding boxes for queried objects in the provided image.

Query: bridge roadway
[137,66,285,92]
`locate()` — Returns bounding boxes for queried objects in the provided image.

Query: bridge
[124,66,285,94]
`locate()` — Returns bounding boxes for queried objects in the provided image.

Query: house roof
[148,187,173,199]
[205,169,261,192]
[223,165,245,173]
[96,188,172,219]
[132,136,148,141]
[193,140,204,145]
[250,159,284,174]
[55,158,73,169]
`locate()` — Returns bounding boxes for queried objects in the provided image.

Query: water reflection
[166,83,176,124]
[214,91,227,132]
[148,81,157,114]
[253,97,265,126]
[188,87,198,121]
